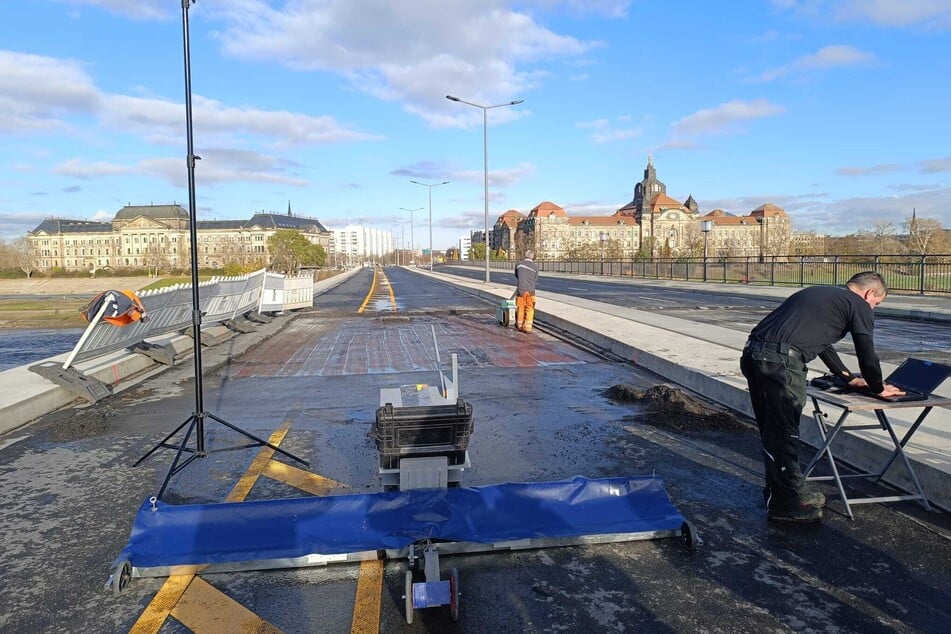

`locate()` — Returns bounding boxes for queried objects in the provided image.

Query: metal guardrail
[61,269,309,369]
[488,254,951,295]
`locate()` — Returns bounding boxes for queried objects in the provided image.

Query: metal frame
[803,388,949,518]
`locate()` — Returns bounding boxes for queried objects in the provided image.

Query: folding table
[803,387,951,519]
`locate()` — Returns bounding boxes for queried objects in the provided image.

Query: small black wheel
[404,570,415,625]
[111,559,132,595]
[681,521,699,551]
[449,567,460,621]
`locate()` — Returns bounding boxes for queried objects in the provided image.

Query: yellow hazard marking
[171,576,281,633]
[262,460,343,496]
[131,422,293,633]
[386,275,397,311]
[358,268,378,313]
[350,560,384,634]
[129,574,192,634]
[415,384,428,391]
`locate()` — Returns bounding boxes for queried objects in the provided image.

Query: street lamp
[701,220,713,282]
[599,231,609,275]
[399,207,423,265]
[410,181,449,271]
[446,94,524,283]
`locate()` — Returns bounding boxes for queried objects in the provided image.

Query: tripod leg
[156,416,201,500]
[206,413,309,466]
[134,415,196,467]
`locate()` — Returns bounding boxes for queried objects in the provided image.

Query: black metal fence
[488,254,951,295]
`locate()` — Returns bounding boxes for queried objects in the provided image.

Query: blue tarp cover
[118,475,684,568]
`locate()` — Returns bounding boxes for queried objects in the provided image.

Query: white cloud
[577,117,641,143]
[672,99,785,137]
[54,158,132,179]
[772,0,951,29]
[757,45,875,81]
[53,0,171,20]
[0,51,101,133]
[919,157,951,173]
[211,0,595,127]
[836,163,902,176]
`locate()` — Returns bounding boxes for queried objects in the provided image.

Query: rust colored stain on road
[224,314,589,378]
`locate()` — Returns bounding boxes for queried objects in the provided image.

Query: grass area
[0,298,89,329]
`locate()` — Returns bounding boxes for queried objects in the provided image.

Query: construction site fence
[64,269,313,367]
[485,254,951,295]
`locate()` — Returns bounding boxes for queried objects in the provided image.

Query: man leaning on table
[740,271,905,523]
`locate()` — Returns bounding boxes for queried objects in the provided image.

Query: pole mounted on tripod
[135,0,308,500]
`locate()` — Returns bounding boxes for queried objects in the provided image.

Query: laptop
[869,358,951,403]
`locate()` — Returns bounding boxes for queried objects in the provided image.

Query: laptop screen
[885,358,951,394]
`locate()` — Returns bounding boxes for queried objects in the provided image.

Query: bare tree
[870,221,902,254]
[904,215,944,255]
[12,237,36,278]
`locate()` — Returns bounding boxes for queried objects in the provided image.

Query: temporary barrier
[57,269,308,370]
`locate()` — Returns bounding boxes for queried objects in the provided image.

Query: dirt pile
[606,383,752,432]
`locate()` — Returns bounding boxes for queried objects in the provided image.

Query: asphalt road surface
[1,266,948,633]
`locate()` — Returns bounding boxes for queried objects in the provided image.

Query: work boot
[801,489,826,508]
[767,502,823,523]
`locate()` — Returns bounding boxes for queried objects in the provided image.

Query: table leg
[804,399,853,519]
[874,406,932,483]
[873,409,932,511]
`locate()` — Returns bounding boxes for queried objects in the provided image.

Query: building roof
[702,209,735,218]
[29,219,113,235]
[750,203,788,218]
[114,204,189,221]
[245,213,328,233]
[530,201,566,217]
[649,193,685,212]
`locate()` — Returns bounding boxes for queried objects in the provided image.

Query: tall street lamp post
[410,181,449,271]
[446,94,523,283]
[399,207,423,264]
[701,220,713,282]
[599,231,609,275]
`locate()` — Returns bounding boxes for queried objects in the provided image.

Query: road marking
[386,274,397,311]
[351,560,384,634]
[131,421,293,633]
[358,269,378,313]
[263,460,343,495]
[171,577,281,633]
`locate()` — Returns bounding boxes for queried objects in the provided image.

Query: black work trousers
[740,345,809,510]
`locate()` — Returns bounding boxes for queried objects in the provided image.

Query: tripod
[135,0,307,500]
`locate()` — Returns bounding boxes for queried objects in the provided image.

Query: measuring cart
[371,375,474,623]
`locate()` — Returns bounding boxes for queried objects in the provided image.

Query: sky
[1,0,950,251]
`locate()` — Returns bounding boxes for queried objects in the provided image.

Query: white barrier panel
[259,273,285,313]
[283,274,314,310]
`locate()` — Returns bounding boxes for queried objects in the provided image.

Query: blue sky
[1,0,950,250]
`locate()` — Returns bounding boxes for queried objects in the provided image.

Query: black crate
[372,398,474,469]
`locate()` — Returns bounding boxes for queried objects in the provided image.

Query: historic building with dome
[27,203,331,273]
[493,156,791,261]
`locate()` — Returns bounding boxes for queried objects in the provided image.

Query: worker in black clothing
[740,271,905,522]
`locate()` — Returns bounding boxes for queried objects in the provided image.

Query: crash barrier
[259,271,313,312]
[486,254,951,294]
[58,269,312,370]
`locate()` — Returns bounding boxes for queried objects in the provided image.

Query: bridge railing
[61,269,310,369]
[489,254,951,295]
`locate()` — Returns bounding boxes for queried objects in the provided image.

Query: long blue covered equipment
[116,475,687,575]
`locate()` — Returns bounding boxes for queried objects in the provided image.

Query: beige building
[27,204,331,273]
[501,156,792,260]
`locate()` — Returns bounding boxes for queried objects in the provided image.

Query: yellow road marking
[171,577,281,633]
[129,574,192,634]
[386,274,397,311]
[358,268,378,313]
[131,422,293,633]
[262,460,343,495]
[350,560,384,634]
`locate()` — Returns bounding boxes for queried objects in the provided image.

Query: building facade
[499,156,792,260]
[27,204,331,273]
[329,225,395,267]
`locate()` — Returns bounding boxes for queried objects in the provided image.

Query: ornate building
[28,203,331,273]
[500,156,792,260]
